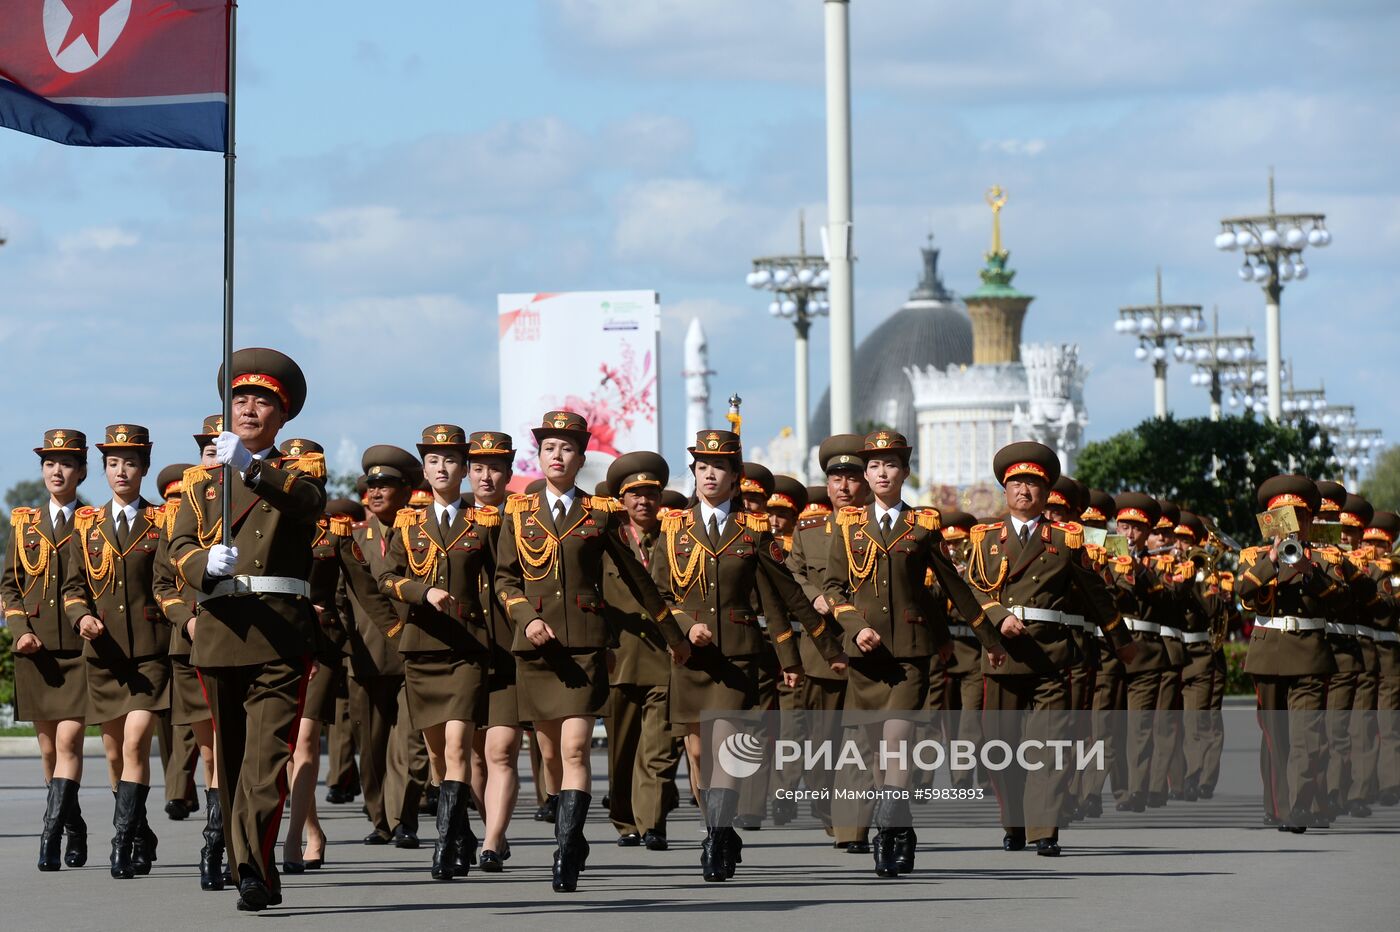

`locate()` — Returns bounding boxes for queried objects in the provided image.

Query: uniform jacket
[825,503,1003,660]
[378,502,497,655]
[152,502,197,657]
[785,508,846,679]
[1237,544,1344,677]
[2,505,81,651]
[338,514,408,677]
[964,519,1130,676]
[62,499,168,662]
[604,521,672,687]
[650,504,840,670]
[169,456,326,666]
[496,490,684,653]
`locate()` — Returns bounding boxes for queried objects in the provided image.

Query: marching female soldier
[495,411,689,892]
[61,425,170,879]
[378,425,499,880]
[824,430,1004,877]
[4,428,90,873]
[653,429,845,882]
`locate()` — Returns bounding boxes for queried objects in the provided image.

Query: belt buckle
[230,574,254,597]
[1283,616,1299,633]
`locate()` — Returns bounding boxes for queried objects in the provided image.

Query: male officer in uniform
[170,348,325,910]
[341,445,430,847]
[1173,511,1229,802]
[785,434,868,849]
[965,442,1134,855]
[604,452,682,850]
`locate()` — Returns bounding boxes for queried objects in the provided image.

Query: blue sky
[2,0,1397,502]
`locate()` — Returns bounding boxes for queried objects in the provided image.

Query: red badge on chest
[770,541,785,562]
[205,486,218,500]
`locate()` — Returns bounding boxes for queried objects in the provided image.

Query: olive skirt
[403,651,487,730]
[169,655,211,725]
[669,647,761,724]
[86,653,170,724]
[301,657,341,724]
[845,653,931,715]
[14,650,88,722]
[515,646,608,722]
[485,674,521,728]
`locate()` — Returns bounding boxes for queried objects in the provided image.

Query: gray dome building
[810,240,972,443]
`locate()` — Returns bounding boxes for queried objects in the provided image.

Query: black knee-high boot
[38,780,69,871]
[62,781,87,868]
[431,781,465,881]
[551,790,591,893]
[110,781,140,879]
[129,784,155,875]
[199,789,226,891]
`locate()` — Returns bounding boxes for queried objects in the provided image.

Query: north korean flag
[0,0,229,151]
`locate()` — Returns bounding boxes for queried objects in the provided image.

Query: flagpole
[220,0,237,548]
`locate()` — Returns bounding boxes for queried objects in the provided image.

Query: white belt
[1377,630,1400,644]
[1159,625,1184,640]
[1254,616,1326,633]
[198,575,310,603]
[1095,626,1106,639]
[1125,618,1161,635]
[1181,631,1211,645]
[1325,622,1357,637]
[948,624,976,639]
[1008,606,1072,626]
[1354,624,1378,640]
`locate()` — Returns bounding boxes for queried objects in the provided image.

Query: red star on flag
[57,0,121,58]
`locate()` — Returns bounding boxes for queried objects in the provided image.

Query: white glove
[207,544,239,577]
[215,431,254,473]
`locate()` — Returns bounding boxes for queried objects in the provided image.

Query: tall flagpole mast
[220,1,237,547]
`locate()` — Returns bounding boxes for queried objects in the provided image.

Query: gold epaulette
[183,464,213,488]
[659,507,691,535]
[74,506,100,532]
[587,495,623,513]
[288,452,326,479]
[1110,556,1134,575]
[393,507,422,530]
[144,505,161,524]
[1219,571,1235,592]
[915,508,941,532]
[1239,546,1264,566]
[505,493,535,515]
[1053,521,1084,549]
[329,514,354,537]
[10,506,37,527]
[1316,546,1342,565]
[473,505,501,528]
[738,512,769,533]
[836,506,865,527]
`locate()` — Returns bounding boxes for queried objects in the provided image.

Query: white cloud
[56,225,139,252]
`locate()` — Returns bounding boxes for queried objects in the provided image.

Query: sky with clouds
[1,0,1396,502]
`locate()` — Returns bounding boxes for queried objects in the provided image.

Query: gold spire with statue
[967,185,1034,365]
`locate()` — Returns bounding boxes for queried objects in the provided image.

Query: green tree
[1361,445,1400,513]
[1075,415,1335,544]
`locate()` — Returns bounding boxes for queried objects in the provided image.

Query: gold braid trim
[329,514,354,537]
[393,507,421,530]
[13,509,49,580]
[664,524,706,596]
[75,507,114,593]
[183,464,212,487]
[966,523,1008,594]
[841,520,878,588]
[506,493,536,516]
[589,495,623,513]
[660,509,687,534]
[836,506,864,527]
[474,505,501,528]
[739,512,769,534]
[512,508,559,581]
[401,525,438,579]
[10,507,37,528]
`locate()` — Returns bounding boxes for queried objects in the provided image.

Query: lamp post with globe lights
[1332,426,1384,487]
[1182,308,1257,420]
[1114,267,1206,419]
[747,213,831,476]
[1213,169,1330,421]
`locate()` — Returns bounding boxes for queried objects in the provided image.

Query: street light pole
[1183,307,1256,421]
[1214,169,1330,421]
[1113,267,1204,420]
[824,0,854,434]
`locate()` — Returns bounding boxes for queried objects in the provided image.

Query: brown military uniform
[378,500,498,729]
[168,348,325,900]
[63,498,171,722]
[497,487,684,722]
